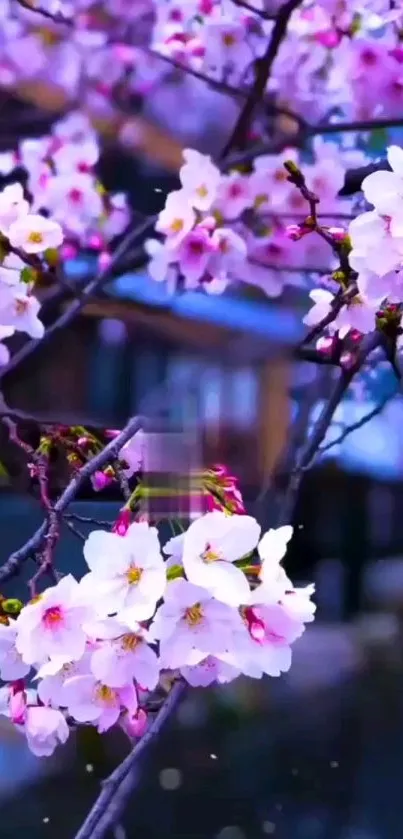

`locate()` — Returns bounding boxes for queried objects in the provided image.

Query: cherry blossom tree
[0,0,402,836]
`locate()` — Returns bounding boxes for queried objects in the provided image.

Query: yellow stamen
[28,231,43,244]
[126,566,142,585]
[121,633,141,652]
[185,603,204,626]
[170,218,184,233]
[95,684,116,704]
[223,33,236,47]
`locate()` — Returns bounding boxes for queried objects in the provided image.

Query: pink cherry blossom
[150,578,244,669]
[15,574,94,666]
[88,617,160,690]
[62,674,138,732]
[177,227,216,286]
[180,654,240,687]
[0,183,29,235]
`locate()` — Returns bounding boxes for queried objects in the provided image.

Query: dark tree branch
[14,0,73,25]
[73,681,185,839]
[221,0,304,156]
[339,159,389,196]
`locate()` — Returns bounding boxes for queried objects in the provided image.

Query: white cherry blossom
[24,705,70,757]
[181,511,261,607]
[0,286,44,339]
[155,189,196,249]
[179,149,221,212]
[0,621,30,681]
[8,213,63,254]
[82,522,166,620]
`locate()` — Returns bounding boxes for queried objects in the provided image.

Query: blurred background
[1,59,403,839]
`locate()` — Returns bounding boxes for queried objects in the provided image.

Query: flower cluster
[0,181,64,364]
[0,0,401,148]
[148,140,364,296]
[349,145,403,307]
[270,0,403,124]
[0,112,130,263]
[0,511,315,757]
[303,143,403,353]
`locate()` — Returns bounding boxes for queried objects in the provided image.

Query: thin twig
[73,682,185,839]
[63,513,113,528]
[63,518,86,542]
[276,331,382,526]
[316,388,397,457]
[14,0,73,25]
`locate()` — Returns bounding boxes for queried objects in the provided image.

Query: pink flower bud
[349,330,362,344]
[122,708,148,739]
[98,251,112,271]
[104,429,120,439]
[77,436,90,448]
[316,336,335,355]
[113,508,131,537]
[10,687,26,725]
[328,227,347,242]
[315,30,341,48]
[88,233,105,251]
[61,243,78,261]
[92,471,112,491]
[340,351,354,369]
[285,224,304,241]
[199,0,213,13]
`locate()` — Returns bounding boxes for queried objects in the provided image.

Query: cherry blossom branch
[63,512,113,528]
[226,117,403,170]
[145,47,305,131]
[0,215,156,383]
[73,681,185,839]
[315,388,397,458]
[14,0,73,25]
[316,116,403,136]
[277,331,382,525]
[0,415,144,584]
[221,0,304,156]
